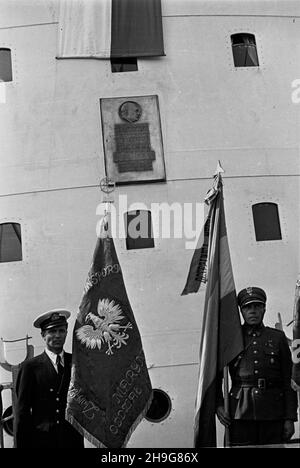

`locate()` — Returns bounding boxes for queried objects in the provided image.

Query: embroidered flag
[57,0,165,59]
[183,165,243,448]
[66,214,152,448]
[291,279,300,391]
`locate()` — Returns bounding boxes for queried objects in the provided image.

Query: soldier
[15,309,84,448]
[216,287,298,446]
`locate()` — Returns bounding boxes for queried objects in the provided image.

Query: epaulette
[265,326,284,333]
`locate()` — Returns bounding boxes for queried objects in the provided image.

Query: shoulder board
[266,326,282,332]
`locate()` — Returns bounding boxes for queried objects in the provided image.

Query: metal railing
[0,336,34,448]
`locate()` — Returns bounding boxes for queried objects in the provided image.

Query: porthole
[145,388,172,423]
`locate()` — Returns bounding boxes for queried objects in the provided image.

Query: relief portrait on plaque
[100,95,166,184]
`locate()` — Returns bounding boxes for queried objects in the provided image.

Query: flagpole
[66,176,153,448]
[186,163,243,448]
[223,366,230,447]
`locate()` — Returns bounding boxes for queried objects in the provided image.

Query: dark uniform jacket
[15,351,84,448]
[227,324,297,421]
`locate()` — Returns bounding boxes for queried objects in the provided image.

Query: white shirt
[45,348,65,373]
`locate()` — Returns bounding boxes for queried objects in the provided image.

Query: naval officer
[15,309,84,448]
[216,287,298,446]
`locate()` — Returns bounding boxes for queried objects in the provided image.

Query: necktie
[56,354,64,378]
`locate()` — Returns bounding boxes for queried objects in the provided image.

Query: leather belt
[232,378,283,389]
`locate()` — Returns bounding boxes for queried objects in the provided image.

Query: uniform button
[56,421,60,424]
[252,333,257,337]
[270,358,275,364]
[50,388,54,392]
[254,390,259,394]
[253,341,257,345]
[56,398,59,401]
[56,409,60,413]
[271,352,274,355]
[254,370,258,374]
[254,360,258,364]
[253,350,258,354]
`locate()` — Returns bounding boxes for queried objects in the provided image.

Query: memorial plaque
[100,95,165,184]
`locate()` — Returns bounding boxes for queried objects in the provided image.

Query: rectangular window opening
[231,33,259,67]
[0,48,13,82]
[111,57,138,73]
[0,222,22,262]
[125,210,154,250]
[252,203,282,241]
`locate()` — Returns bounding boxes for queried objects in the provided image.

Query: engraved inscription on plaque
[113,123,156,173]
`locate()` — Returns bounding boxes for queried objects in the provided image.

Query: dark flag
[291,279,300,391]
[182,164,243,447]
[57,0,164,59]
[66,214,152,448]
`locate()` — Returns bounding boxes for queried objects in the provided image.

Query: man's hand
[216,405,231,427]
[283,420,295,442]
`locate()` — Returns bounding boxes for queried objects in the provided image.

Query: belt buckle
[258,378,266,390]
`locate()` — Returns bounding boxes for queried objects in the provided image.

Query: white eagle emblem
[76,298,132,355]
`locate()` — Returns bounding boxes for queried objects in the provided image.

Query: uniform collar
[243,322,265,337]
[45,348,65,366]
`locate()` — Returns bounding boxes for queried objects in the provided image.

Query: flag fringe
[66,411,108,448]
[122,392,153,448]
[66,392,153,448]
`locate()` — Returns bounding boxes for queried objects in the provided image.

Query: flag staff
[218,162,230,448]
[213,162,230,447]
